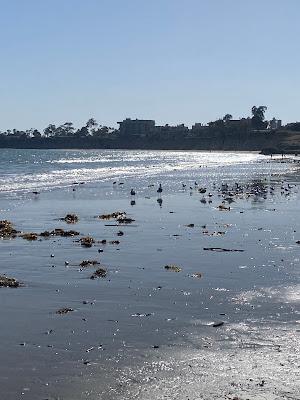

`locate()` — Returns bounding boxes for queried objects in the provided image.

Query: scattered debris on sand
[79,260,100,268]
[0,275,21,288]
[189,273,202,279]
[131,313,153,317]
[56,308,74,314]
[61,214,79,224]
[202,231,226,236]
[90,268,107,279]
[117,216,135,224]
[0,220,18,239]
[164,265,182,272]
[204,247,244,252]
[109,240,120,245]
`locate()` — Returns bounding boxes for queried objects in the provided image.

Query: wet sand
[0,157,300,399]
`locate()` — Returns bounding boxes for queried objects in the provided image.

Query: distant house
[268,118,282,130]
[117,118,155,137]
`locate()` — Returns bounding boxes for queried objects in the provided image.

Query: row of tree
[208,106,268,131]
[0,106,278,139]
[0,119,116,138]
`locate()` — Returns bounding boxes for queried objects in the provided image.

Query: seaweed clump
[90,268,107,279]
[98,211,126,220]
[62,214,79,224]
[80,236,95,248]
[164,265,182,272]
[0,220,18,239]
[20,233,38,241]
[79,260,100,268]
[0,275,21,288]
[56,307,74,314]
[40,229,80,237]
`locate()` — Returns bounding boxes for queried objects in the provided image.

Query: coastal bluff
[0,128,300,154]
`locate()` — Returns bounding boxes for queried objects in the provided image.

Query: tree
[61,122,74,136]
[86,118,98,135]
[44,124,57,137]
[208,119,225,130]
[223,114,233,123]
[53,122,75,137]
[251,106,267,129]
[75,126,89,137]
[86,118,97,129]
[32,129,41,138]
[25,129,34,137]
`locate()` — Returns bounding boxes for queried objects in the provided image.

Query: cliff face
[0,130,299,153]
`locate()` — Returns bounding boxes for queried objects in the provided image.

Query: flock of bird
[31,179,296,206]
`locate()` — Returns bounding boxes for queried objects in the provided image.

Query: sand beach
[0,149,299,399]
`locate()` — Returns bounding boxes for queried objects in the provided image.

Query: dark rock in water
[212,321,224,327]
[90,268,107,279]
[56,307,74,314]
[0,275,21,288]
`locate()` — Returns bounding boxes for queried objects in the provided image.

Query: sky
[0,0,299,131]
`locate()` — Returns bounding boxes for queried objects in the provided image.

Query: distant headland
[1,106,300,154]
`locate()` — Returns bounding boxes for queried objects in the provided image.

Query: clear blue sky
[0,0,299,131]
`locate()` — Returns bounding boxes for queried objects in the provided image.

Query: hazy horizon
[0,0,299,131]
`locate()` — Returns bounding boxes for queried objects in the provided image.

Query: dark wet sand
[0,165,300,399]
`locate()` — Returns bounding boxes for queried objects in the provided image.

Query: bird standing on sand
[130,189,136,196]
[157,184,163,194]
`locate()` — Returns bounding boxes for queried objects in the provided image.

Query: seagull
[157,184,163,194]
